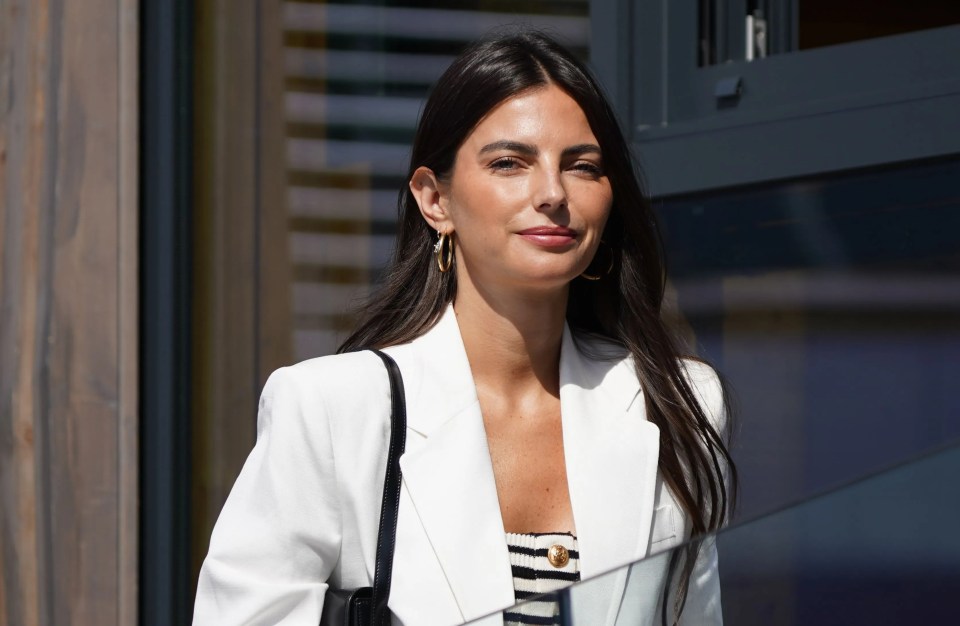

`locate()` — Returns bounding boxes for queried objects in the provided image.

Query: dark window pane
[659,157,960,517]
[800,0,960,51]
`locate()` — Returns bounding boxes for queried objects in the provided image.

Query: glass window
[658,156,960,517]
[492,441,960,624]
[282,1,590,360]
[700,0,960,65]
[797,0,960,51]
[190,0,592,598]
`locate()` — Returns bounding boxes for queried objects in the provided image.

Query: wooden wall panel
[0,0,138,624]
[117,2,139,622]
[0,5,46,625]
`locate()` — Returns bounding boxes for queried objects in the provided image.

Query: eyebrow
[478,141,602,158]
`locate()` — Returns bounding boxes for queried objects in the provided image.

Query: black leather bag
[319,349,406,626]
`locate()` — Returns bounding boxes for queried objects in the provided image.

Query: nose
[532,167,567,213]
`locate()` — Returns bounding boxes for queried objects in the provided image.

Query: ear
[409,166,453,233]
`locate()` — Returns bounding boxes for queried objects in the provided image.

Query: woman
[194,31,736,626]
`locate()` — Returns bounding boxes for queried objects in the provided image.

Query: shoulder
[570,331,630,362]
[569,331,723,398]
[679,358,727,432]
[257,350,392,434]
[262,350,387,402]
[679,358,722,391]
[267,349,386,387]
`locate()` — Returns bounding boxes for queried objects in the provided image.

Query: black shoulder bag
[319,349,407,626]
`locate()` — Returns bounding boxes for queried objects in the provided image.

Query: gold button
[547,544,569,568]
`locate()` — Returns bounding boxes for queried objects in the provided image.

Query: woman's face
[422,84,613,295]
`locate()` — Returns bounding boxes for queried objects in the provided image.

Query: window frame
[591,0,960,196]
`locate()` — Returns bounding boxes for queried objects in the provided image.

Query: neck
[453,277,568,398]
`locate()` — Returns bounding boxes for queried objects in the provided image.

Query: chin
[511,267,582,290]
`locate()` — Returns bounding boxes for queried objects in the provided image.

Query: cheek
[574,186,614,230]
[600,200,614,229]
[448,177,526,230]
[595,183,614,222]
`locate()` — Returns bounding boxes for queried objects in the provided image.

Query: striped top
[503,532,581,626]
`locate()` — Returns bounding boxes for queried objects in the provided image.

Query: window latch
[714,76,743,100]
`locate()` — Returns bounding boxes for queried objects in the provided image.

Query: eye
[571,161,604,177]
[489,157,522,171]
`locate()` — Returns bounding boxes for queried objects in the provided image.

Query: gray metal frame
[591,0,960,196]
[140,0,194,623]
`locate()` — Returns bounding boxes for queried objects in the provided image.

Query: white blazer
[193,306,726,625]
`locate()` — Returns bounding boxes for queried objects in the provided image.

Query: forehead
[462,85,597,147]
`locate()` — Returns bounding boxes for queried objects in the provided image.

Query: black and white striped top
[503,532,581,626]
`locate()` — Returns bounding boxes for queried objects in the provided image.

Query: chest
[480,395,575,534]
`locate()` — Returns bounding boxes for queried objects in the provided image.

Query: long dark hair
[339,30,736,620]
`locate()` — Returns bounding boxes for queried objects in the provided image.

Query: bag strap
[369,349,407,626]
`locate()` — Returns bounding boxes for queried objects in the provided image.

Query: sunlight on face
[443,84,613,295]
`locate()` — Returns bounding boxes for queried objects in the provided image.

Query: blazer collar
[559,329,661,623]
[389,305,660,623]
[394,305,479,438]
[398,305,646,434]
[388,306,515,621]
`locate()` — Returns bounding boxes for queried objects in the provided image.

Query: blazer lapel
[390,307,515,623]
[559,328,661,623]
[387,310,662,624]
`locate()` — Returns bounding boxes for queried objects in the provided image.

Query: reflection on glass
[659,158,960,518]
[483,442,960,624]
[721,443,960,625]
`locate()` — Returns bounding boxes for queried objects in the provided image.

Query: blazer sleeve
[193,366,341,625]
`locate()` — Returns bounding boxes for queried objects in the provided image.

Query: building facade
[2,1,958,623]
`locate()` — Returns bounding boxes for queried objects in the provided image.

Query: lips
[517,225,578,248]
[518,226,578,237]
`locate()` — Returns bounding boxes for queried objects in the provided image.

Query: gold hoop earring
[433,230,454,273]
[580,240,614,281]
